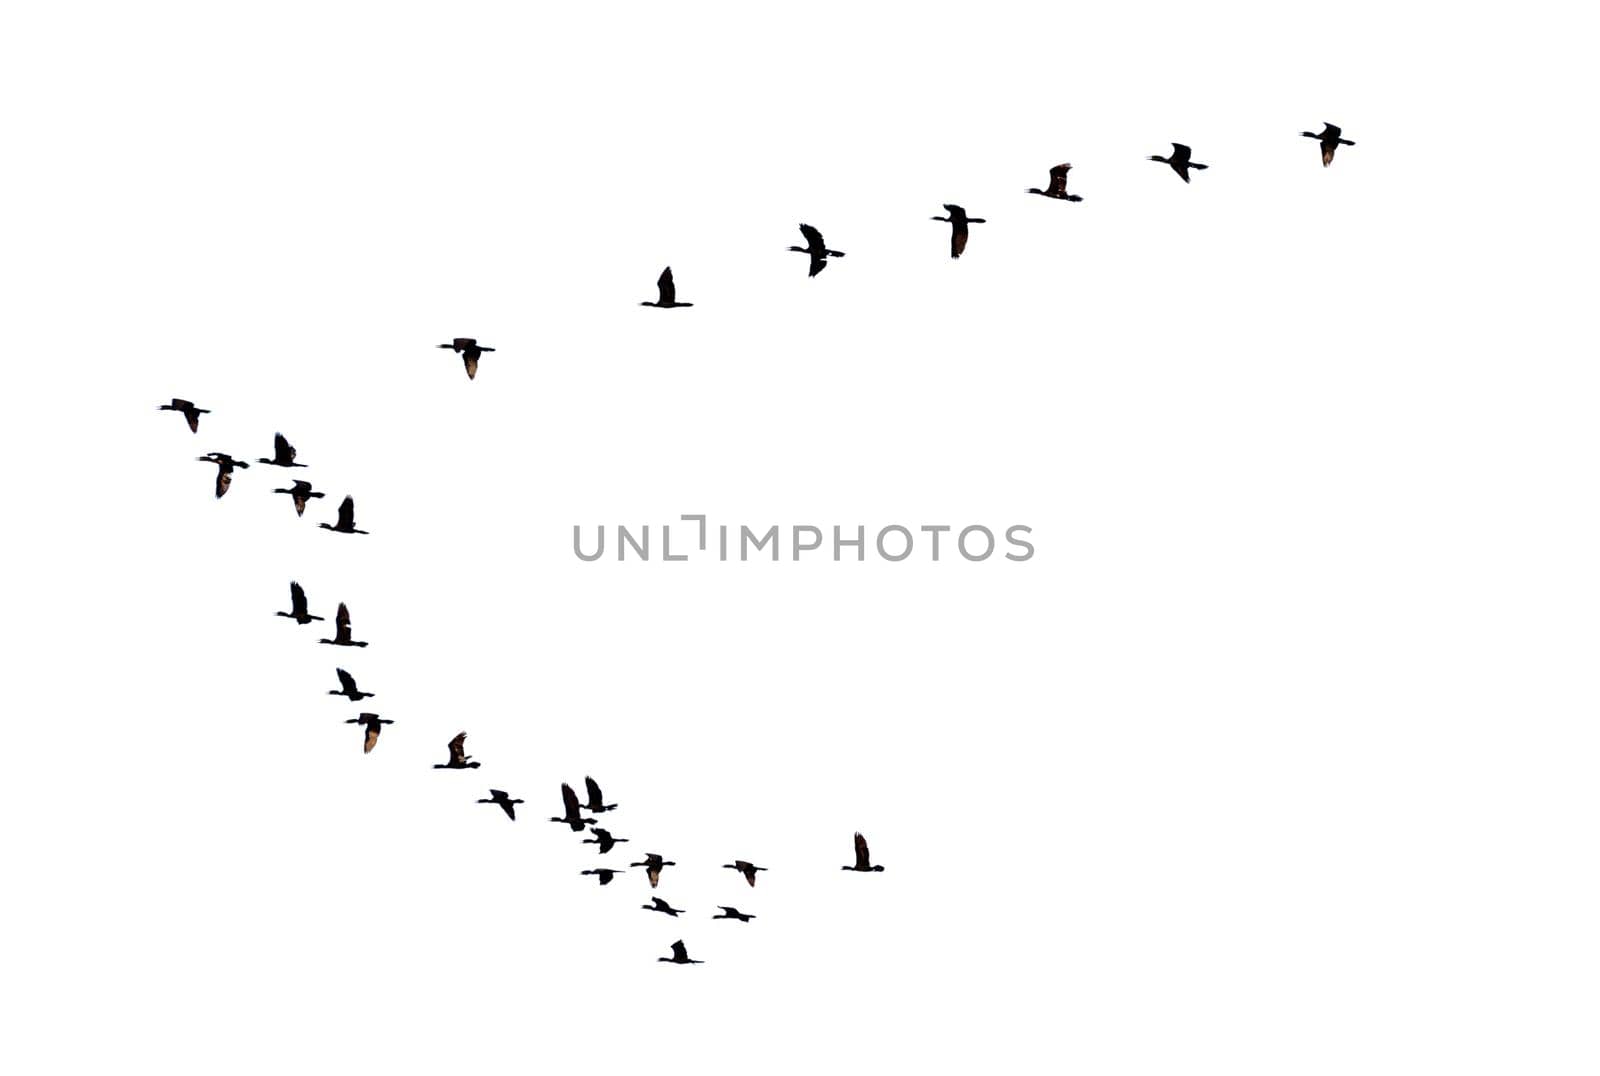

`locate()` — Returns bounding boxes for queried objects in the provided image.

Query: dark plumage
[478,789,523,820]
[275,581,323,625]
[328,667,373,701]
[1302,122,1355,167]
[640,266,693,308]
[273,479,324,517]
[159,398,209,433]
[581,868,621,886]
[1027,163,1083,202]
[713,906,755,922]
[318,495,368,535]
[196,453,248,498]
[630,852,676,888]
[437,338,495,380]
[658,940,703,964]
[842,831,885,872]
[642,896,685,917]
[550,782,596,831]
[787,223,846,277]
[346,712,392,753]
[318,602,368,648]
[1148,143,1208,183]
[583,827,629,854]
[257,433,305,468]
[722,860,767,887]
[930,204,987,258]
[433,732,480,769]
[582,776,616,814]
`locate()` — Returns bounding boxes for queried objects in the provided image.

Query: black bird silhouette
[276,581,323,625]
[550,783,596,831]
[196,453,248,498]
[713,906,755,922]
[159,398,209,433]
[842,832,885,872]
[257,433,306,468]
[930,204,986,258]
[1302,122,1355,167]
[630,853,676,888]
[788,223,846,277]
[722,860,767,887]
[1027,163,1083,202]
[582,776,617,814]
[329,667,374,701]
[584,827,629,854]
[437,338,494,381]
[1148,143,1208,183]
[640,267,693,308]
[433,732,480,769]
[319,496,368,535]
[642,896,685,917]
[478,789,523,820]
[273,479,325,517]
[581,868,622,886]
[658,940,703,965]
[346,712,392,754]
[319,603,368,648]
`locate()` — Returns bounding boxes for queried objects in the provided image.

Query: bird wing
[290,581,308,615]
[363,724,380,753]
[1324,123,1342,139]
[808,253,827,277]
[275,433,295,464]
[799,223,824,250]
[1048,163,1070,196]
[647,864,661,887]
[1322,143,1335,167]
[448,732,468,764]
[584,775,603,807]
[670,941,688,961]
[657,267,676,305]
[1171,143,1191,163]
[336,668,357,693]
[561,782,581,817]
[337,496,355,530]
[463,354,478,380]
[854,832,871,869]
[951,223,968,259]
[185,410,201,433]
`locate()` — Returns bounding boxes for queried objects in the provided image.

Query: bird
[273,479,324,517]
[196,453,248,498]
[328,667,373,701]
[478,789,523,820]
[581,868,622,886]
[318,496,368,535]
[640,266,693,308]
[1302,122,1355,167]
[433,732,480,770]
[842,832,885,872]
[275,581,323,625]
[584,828,629,854]
[158,398,209,433]
[1027,163,1083,202]
[256,433,306,468]
[713,906,755,922]
[788,223,846,277]
[550,783,596,831]
[630,853,676,888]
[437,338,495,381]
[642,896,685,917]
[722,860,767,887]
[318,603,368,648]
[930,204,986,258]
[658,940,703,965]
[582,776,616,814]
[346,712,392,753]
[1148,143,1208,183]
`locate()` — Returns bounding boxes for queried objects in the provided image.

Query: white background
[4,2,1598,1073]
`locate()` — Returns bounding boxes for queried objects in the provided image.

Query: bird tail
[1190,163,1209,170]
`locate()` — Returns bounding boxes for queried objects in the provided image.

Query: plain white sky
[4,2,1598,1073]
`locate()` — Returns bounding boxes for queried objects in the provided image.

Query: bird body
[478,789,523,820]
[713,906,755,922]
[1027,163,1083,202]
[1302,122,1354,166]
[1148,143,1208,183]
[433,732,480,769]
[437,338,494,380]
[159,398,209,433]
[723,860,767,887]
[659,940,702,964]
[930,204,986,258]
[329,667,373,701]
[319,495,368,535]
[319,602,368,647]
[346,712,392,753]
[643,896,685,917]
[640,266,693,308]
[257,433,305,468]
[788,223,846,277]
[842,831,885,872]
[630,852,676,888]
[276,581,323,625]
[273,479,324,517]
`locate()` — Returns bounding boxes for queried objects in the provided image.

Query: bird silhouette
[346,712,392,753]
[722,860,767,887]
[788,223,846,277]
[640,266,693,308]
[713,906,755,922]
[581,868,622,886]
[842,832,885,872]
[196,453,248,498]
[1027,163,1083,202]
[583,827,629,854]
[328,667,373,701]
[658,940,703,964]
[159,398,209,433]
[582,776,617,814]
[642,896,685,917]
[433,732,480,769]
[930,204,987,258]
[1302,122,1355,167]
[276,581,323,625]
[318,603,368,648]
[1148,143,1208,183]
[257,433,306,468]
[630,853,676,888]
[478,789,523,820]
[273,479,325,517]
[550,783,596,831]
[318,496,368,535]
[437,338,494,380]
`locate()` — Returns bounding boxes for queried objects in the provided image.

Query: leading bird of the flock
[437,337,494,381]
[584,827,629,854]
[319,602,368,648]
[329,668,374,701]
[433,732,480,770]
[196,452,248,498]
[275,581,323,625]
[1302,122,1355,167]
[158,398,209,433]
[713,906,755,922]
[930,204,986,259]
[346,712,392,754]
[550,783,596,832]
[630,852,676,888]
[583,776,617,814]
[273,479,324,517]
[723,860,767,887]
[842,832,885,872]
[640,266,693,308]
[256,433,306,468]
[1027,163,1084,202]
[659,940,703,965]
[788,223,846,277]
[318,495,368,535]
[1148,142,1208,183]
[478,789,523,821]
[642,896,685,918]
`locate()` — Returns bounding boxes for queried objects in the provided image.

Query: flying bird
[1148,143,1208,183]
[713,906,755,922]
[582,776,616,814]
[275,581,323,625]
[1027,163,1083,202]
[318,496,368,535]
[842,832,885,872]
[319,603,368,648]
[158,398,209,433]
[273,479,325,517]
[642,896,685,917]
[722,860,767,887]
[433,732,480,769]
[346,712,392,753]
[640,267,693,308]
[930,204,986,258]
[658,940,703,965]
[328,667,373,701]
[257,433,306,468]
[1302,122,1355,167]
[788,223,846,277]
[196,453,248,498]
[584,827,629,854]
[630,853,676,888]
[478,789,523,821]
[437,338,495,380]
[550,783,596,831]
[581,868,622,886]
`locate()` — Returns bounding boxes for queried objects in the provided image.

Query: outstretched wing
[798,223,823,250]
[561,782,581,817]
[336,668,358,694]
[363,723,380,753]
[289,581,308,615]
[448,732,469,765]
[336,496,355,530]
[951,223,968,259]
[657,267,676,306]
[1170,143,1191,163]
[275,433,295,464]
[1048,163,1070,196]
[670,941,689,961]
[854,832,871,870]
[584,775,603,807]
